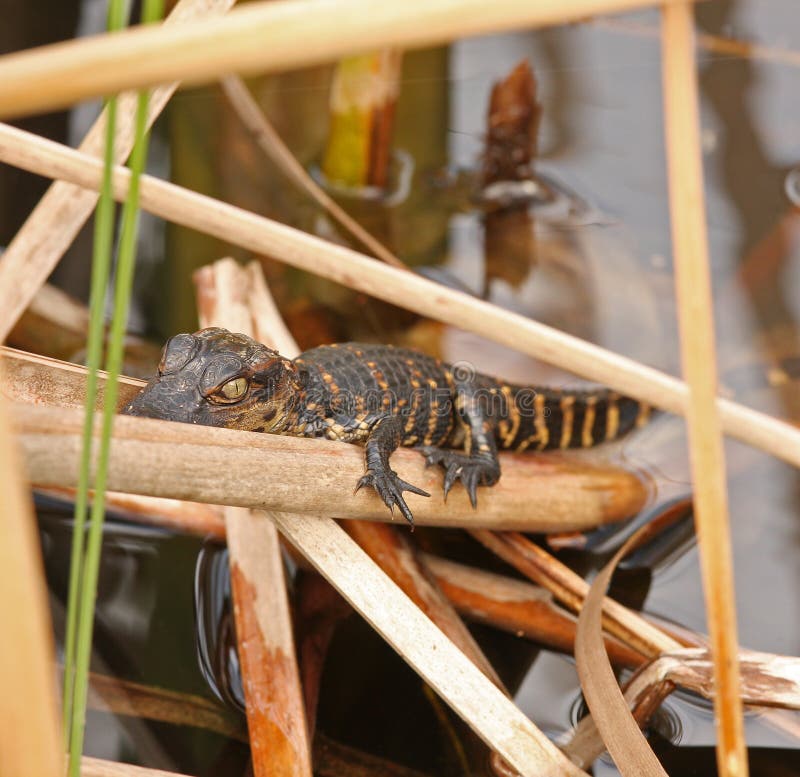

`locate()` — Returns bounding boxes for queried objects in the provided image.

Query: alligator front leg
[354,415,430,524]
[420,389,500,507]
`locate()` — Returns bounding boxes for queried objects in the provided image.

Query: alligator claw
[418,446,498,508]
[354,469,430,525]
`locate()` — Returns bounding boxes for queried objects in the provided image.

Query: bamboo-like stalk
[322,50,403,190]
[0,0,682,120]
[0,0,237,344]
[3,126,800,473]
[661,4,747,775]
[220,77,405,269]
[15,402,648,530]
[40,489,227,539]
[0,397,62,777]
[195,259,313,777]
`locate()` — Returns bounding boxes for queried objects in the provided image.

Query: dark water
[18,0,800,774]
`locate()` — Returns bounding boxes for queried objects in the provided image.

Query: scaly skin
[124,327,650,523]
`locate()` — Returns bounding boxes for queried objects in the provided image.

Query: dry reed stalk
[225,505,314,776]
[637,649,800,711]
[422,554,644,669]
[81,758,192,777]
[194,259,313,777]
[7,283,162,371]
[0,397,62,777]
[0,0,683,120]
[662,4,747,775]
[4,126,800,472]
[87,671,246,741]
[2,347,228,536]
[0,345,143,409]
[0,0,237,344]
[246,262,298,355]
[9,284,90,353]
[469,530,685,658]
[267,509,588,777]
[37,486,226,538]
[70,490,225,538]
[574,518,671,775]
[16,401,647,530]
[220,77,405,269]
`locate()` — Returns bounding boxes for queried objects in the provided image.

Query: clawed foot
[419,447,500,507]
[354,469,430,525]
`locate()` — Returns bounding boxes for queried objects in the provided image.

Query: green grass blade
[61,0,129,741]
[61,94,116,747]
[64,1,163,771]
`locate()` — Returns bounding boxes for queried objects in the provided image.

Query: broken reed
[661,3,747,774]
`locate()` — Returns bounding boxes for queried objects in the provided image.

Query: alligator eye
[212,377,249,403]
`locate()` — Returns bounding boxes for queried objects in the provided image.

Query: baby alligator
[124,327,650,524]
